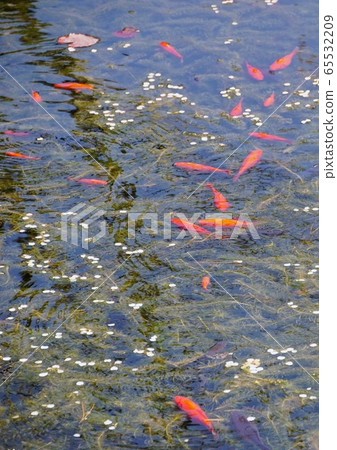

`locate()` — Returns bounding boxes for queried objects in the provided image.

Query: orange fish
[54,82,94,92]
[230,98,243,117]
[249,132,292,143]
[4,130,29,136]
[205,183,231,211]
[245,62,264,81]
[263,92,275,107]
[233,149,262,182]
[159,42,183,61]
[202,276,210,291]
[174,162,231,175]
[269,48,298,71]
[174,396,217,438]
[5,151,40,160]
[199,218,255,228]
[32,90,42,103]
[171,218,211,235]
[68,177,107,185]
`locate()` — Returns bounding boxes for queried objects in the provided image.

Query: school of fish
[1,25,301,448]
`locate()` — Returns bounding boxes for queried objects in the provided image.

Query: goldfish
[68,177,107,185]
[248,132,292,143]
[269,48,298,71]
[205,183,231,211]
[199,218,255,228]
[171,218,211,235]
[245,62,264,81]
[4,131,29,136]
[230,411,270,450]
[32,90,42,103]
[230,98,243,117]
[174,396,217,438]
[202,276,210,290]
[263,92,275,107]
[159,42,183,62]
[174,162,231,175]
[113,27,139,38]
[5,151,40,160]
[54,82,94,92]
[233,149,262,182]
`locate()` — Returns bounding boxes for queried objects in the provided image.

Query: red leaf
[113,27,139,38]
[57,33,100,48]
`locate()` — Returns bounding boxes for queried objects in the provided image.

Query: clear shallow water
[0,0,318,448]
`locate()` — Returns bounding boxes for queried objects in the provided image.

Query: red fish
[4,131,29,136]
[249,132,292,143]
[269,48,298,71]
[205,183,231,211]
[54,82,94,92]
[202,276,210,291]
[174,396,217,438]
[174,162,231,175]
[263,92,275,107]
[171,218,211,235]
[32,90,42,103]
[245,62,264,81]
[68,177,107,185]
[113,27,139,38]
[230,98,243,117]
[233,149,262,182]
[159,42,183,62]
[199,218,255,228]
[5,151,40,160]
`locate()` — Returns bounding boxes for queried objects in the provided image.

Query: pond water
[0,0,318,448]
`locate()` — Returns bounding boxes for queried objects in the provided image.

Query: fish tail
[233,173,239,182]
[205,183,213,189]
[211,429,219,440]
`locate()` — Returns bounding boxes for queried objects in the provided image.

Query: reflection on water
[0,0,318,448]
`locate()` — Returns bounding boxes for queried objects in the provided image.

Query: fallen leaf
[113,27,139,38]
[57,33,100,48]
